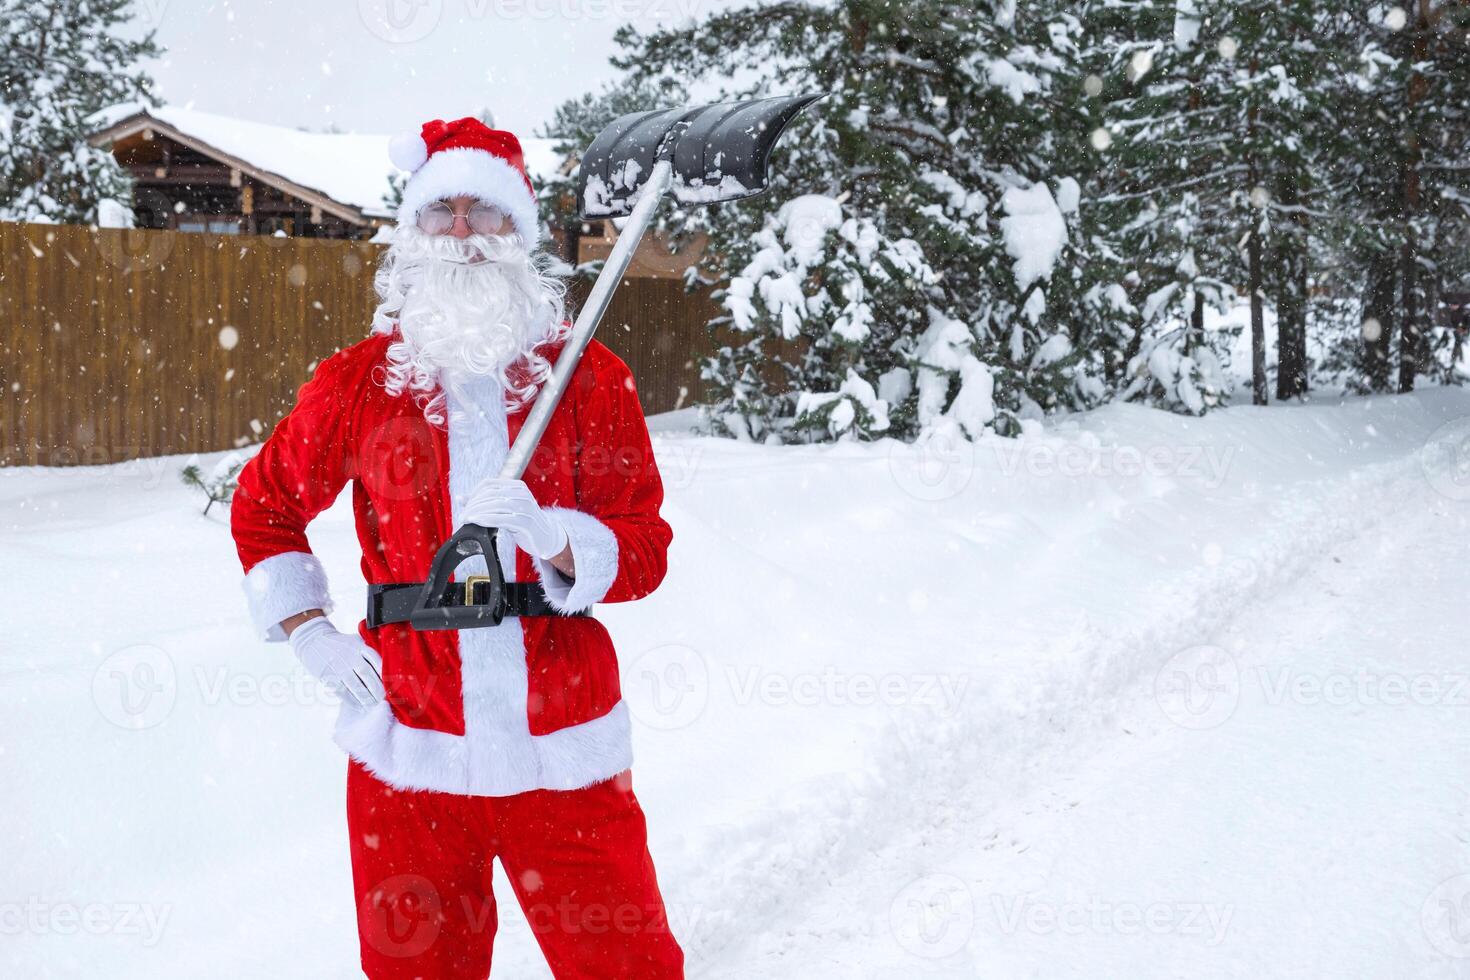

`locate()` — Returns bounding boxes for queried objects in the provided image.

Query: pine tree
[1090,0,1370,408]
[1309,2,1470,392]
[609,0,1103,442]
[1078,0,1239,415]
[555,0,1470,439]
[0,0,159,224]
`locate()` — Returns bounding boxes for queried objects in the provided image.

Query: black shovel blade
[577,92,826,219]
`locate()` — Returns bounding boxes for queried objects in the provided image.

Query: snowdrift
[3,388,1468,977]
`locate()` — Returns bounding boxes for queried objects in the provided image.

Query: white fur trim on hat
[396,146,540,248]
[388,132,429,172]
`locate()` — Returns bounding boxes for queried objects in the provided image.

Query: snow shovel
[409,92,826,630]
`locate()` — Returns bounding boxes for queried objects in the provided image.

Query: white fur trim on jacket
[335,697,633,795]
[396,147,540,248]
[533,507,620,612]
[241,551,334,642]
[327,372,633,797]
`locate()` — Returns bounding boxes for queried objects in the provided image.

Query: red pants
[346,760,685,979]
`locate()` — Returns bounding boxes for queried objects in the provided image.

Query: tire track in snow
[712,463,1470,977]
[680,443,1456,975]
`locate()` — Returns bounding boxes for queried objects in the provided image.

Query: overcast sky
[133,0,731,139]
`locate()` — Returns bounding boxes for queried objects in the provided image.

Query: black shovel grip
[408,523,506,630]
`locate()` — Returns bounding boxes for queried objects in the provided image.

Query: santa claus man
[231,117,684,979]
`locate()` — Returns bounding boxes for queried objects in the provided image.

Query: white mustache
[371,224,567,424]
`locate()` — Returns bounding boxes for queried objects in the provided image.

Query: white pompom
[388,132,428,172]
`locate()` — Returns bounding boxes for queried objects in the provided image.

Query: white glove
[289,617,386,707]
[460,477,569,560]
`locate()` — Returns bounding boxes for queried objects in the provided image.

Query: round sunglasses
[416,200,509,237]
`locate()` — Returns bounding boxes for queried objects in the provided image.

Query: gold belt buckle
[462,575,490,605]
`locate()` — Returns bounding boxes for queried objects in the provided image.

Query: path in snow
[701,461,1470,978]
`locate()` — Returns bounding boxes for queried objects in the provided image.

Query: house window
[176,217,241,234]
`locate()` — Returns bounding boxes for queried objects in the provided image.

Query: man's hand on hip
[289,616,386,707]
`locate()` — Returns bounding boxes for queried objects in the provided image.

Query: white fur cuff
[242,551,334,642]
[533,507,619,612]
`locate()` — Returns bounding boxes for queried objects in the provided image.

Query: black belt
[367,580,586,629]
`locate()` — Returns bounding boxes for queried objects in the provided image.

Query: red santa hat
[389,117,540,247]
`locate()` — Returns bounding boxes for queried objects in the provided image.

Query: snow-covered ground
[4,390,1470,978]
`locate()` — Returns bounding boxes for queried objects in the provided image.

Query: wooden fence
[0,222,719,467]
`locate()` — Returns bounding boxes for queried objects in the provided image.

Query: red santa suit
[230,117,684,979]
[234,333,664,790]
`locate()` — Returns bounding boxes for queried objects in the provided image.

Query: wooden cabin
[86,104,703,276]
[87,104,565,244]
[88,105,400,239]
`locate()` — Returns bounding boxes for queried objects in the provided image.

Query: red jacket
[231,333,671,795]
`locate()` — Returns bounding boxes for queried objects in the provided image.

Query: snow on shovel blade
[577,92,826,219]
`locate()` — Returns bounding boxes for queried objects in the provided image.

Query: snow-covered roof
[88,103,565,222]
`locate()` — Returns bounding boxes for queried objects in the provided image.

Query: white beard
[371,226,567,424]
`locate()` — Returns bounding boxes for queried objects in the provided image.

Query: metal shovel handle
[408,160,672,630]
[410,93,823,630]
[500,157,674,479]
